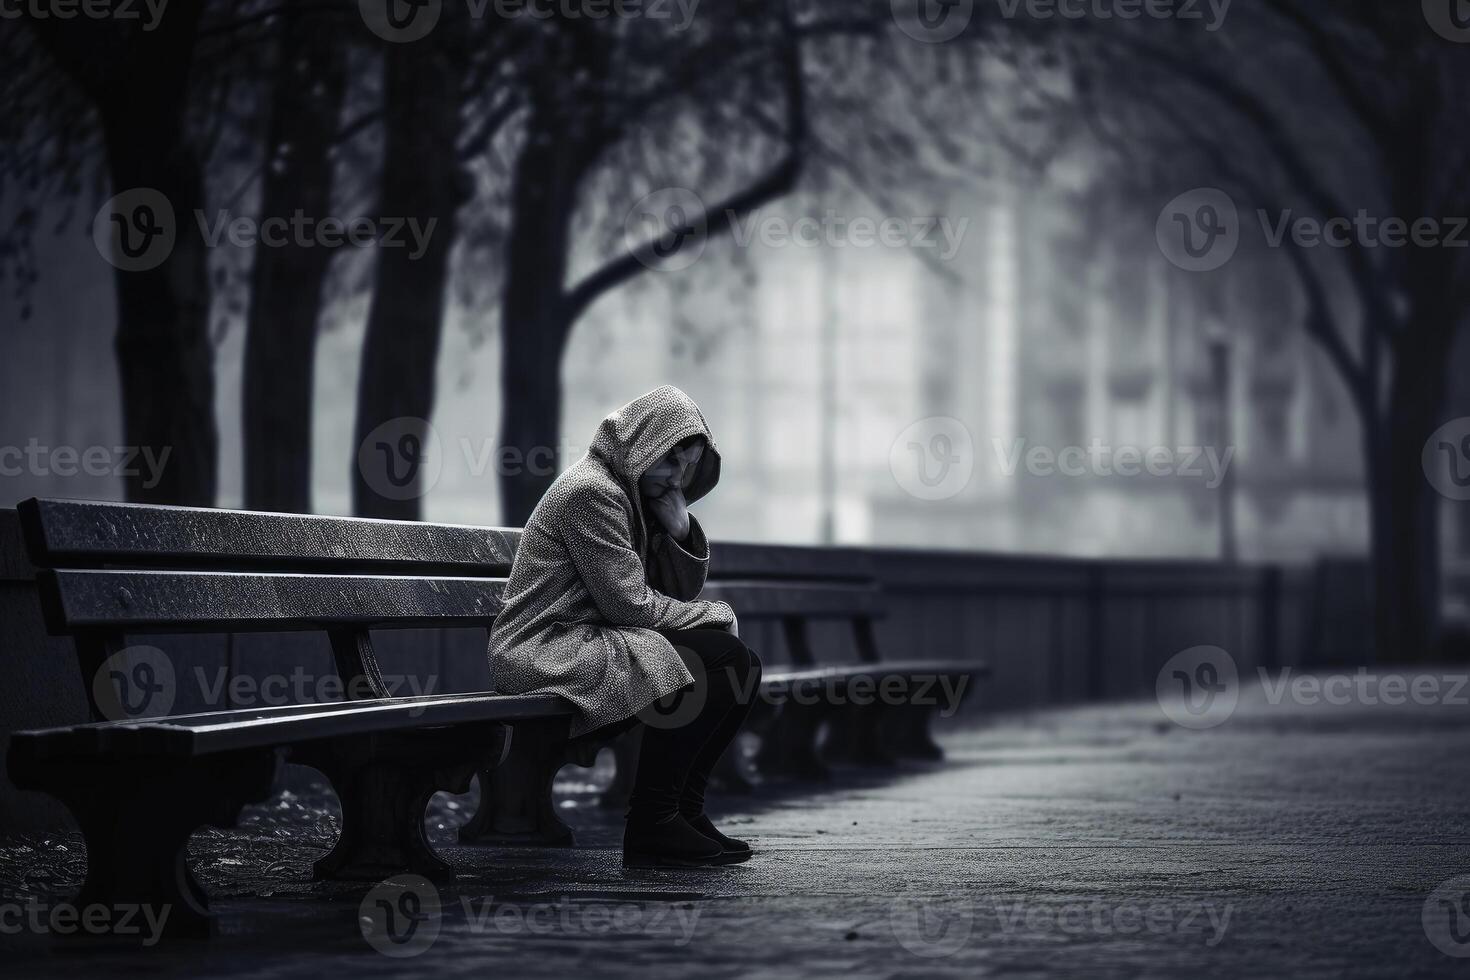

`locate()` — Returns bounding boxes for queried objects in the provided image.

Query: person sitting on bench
[488,385,762,869]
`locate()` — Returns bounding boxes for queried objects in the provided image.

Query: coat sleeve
[561,484,734,631]
[646,514,713,602]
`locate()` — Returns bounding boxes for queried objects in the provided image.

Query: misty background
[4,0,1470,660]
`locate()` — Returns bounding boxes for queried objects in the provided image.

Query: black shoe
[685,813,752,865]
[623,813,724,869]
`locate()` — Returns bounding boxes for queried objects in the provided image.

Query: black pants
[627,628,762,821]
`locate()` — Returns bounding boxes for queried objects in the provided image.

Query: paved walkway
[3,673,1470,978]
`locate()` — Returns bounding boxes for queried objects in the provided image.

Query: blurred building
[0,185,1406,566]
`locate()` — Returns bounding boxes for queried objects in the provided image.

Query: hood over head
[589,385,722,507]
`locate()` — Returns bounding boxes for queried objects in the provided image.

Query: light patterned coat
[487,386,735,736]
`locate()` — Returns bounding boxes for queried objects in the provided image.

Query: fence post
[1086,565,1106,701]
[1259,565,1282,671]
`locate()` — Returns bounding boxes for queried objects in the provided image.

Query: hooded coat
[487,386,736,736]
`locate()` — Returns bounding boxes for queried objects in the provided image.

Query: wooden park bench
[5,498,984,938]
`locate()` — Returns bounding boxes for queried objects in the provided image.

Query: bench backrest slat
[19,498,520,575]
[711,542,875,581]
[702,581,880,619]
[19,498,887,639]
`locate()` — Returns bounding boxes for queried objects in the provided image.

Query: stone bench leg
[883,701,945,760]
[6,749,278,940]
[822,698,897,767]
[458,715,575,847]
[298,724,504,881]
[754,686,830,781]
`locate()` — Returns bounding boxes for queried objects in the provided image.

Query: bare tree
[1045,1,1470,660]
[242,0,350,513]
[17,8,218,504]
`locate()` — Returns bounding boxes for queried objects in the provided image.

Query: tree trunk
[495,121,579,525]
[1367,329,1449,664]
[351,38,466,520]
[33,8,217,504]
[242,4,347,514]
[99,84,216,506]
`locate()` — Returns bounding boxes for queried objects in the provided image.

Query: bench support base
[822,702,898,767]
[459,715,575,847]
[6,748,278,940]
[297,724,506,881]
[755,694,830,781]
[886,702,946,760]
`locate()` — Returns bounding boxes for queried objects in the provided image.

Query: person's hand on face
[640,439,704,541]
[646,485,690,541]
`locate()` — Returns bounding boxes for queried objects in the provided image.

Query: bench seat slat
[762,660,987,687]
[9,692,572,759]
[40,569,508,632]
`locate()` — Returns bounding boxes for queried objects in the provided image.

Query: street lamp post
[1208,330,1237,564]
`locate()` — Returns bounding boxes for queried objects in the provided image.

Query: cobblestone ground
[3,675,1470,979]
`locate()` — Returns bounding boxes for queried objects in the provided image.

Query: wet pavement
[3,674,1470,978]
